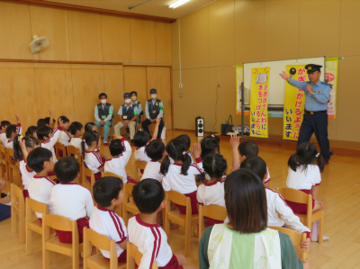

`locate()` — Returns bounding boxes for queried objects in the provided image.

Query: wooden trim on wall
[1,0,176,22]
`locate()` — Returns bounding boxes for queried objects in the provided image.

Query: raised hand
[230,134,240,150]
[191,143,201,159]
[279,71,289,81]
[155,117,161,124]
[15,114,20,123]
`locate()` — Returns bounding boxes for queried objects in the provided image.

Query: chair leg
[19,212,25,244]
[73,245,79,269]
[11,210,16,234]
[164,212,170,237]
[318,214,324,244]
[25,227,32,255]
[43,247,50,269]
[184,221,191,257]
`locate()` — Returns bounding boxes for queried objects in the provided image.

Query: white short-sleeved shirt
[141,161,163,182]
[162,163,203,194]
[69,137,82,152]
[19,160,36,190]
[59,130,72,147]
[5,123,22,149]
[28,176,56,218]
[0,132,7,146]
[90,205,127,259]
[50,183,94,221]
[286,165,321,191]
[128,214,173,269]
[41,127,62,163]
[85,151,104,174]
[104,138,132,183]
[134,146,151,162]
[197,180,225,207]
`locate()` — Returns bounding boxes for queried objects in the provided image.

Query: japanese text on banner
[283,65,307,141]
[325,58,338,119]
[250,67,270,138]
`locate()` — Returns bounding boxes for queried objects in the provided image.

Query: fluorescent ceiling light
[169,0,190,8]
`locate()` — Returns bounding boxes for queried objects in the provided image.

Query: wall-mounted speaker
[195,116,204,137]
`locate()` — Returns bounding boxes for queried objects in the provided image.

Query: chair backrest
[43,214,73,232]
[11,183,24,210]
[200,204,227,221]
[269,226,307,262]
[26,197,49,217]
[6,148,15,165]
[0,144,7,159]
[67,145,82,162]
[127,241,158,269]
[84,227,114,252]
[135,161,147,170]
[276,187,310,204]
[166,190,187,207]
[84,166,95,178]
[102,171,123,181]
[55,142,67,159]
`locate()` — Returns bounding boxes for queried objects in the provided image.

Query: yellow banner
[283,65,307,140]
[250,67,270,138]
[325,58,338,119]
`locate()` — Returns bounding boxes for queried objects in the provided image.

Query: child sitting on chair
[141,140,166,182]
[82,131,104,182]
[5,114,22,149]
[69,121,84,153]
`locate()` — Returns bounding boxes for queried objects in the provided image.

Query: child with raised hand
[14,135,40,199]
[27,147,56,220]
[90,176,127,263]
[199,169,309,269]
[287,142,328,242]
[51,157,94,243]
[5,114,22,149]
[196,153,227,226]
[84,122,98,132]
[25,126,38,139]
[69,121,84,152]
[104,134,136,184]
[129,179,197,269]
[229,134,271,187]
[141,140,166,182]
[82,131,104,182]
[161,138,203,214]
[58,116,72,147]
[240,155,311,252]
[134,117,161,163]
[0,120,11,145]
[200,134,220,160]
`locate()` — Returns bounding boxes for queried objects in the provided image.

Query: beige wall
[0,1,172,131]
[171,0,360,142]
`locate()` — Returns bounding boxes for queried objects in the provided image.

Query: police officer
[114,92,138,144]
[94,93,114,146]
[130,91,143,116]
[142,88,164,140]
[280,64,330,164]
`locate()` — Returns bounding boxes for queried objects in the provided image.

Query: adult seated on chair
[114,93,138,144]
[142,88,164,140]
[130,91,143,116]
[94,93,114,146]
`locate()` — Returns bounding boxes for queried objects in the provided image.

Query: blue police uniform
[287,64,331,162]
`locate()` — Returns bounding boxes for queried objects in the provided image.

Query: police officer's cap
[150,88,157,94]
[305,64,322,74]
[130,91,137,96]
[124,92,131,98]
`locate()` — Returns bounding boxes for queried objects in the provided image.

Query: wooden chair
[0,144,9,181]
[55,142,67,160]
[269,226,308,262]
[198,204,227,238]
[164,190,199,256]
[7,148,21,186]
[11,183,25,243]
[83,227,126,269]
[277,187,325,243]
[102,172,124,218]
[122,183,139,225]
[42,214,83,269]
[25,197,49,255]
[127,241,158,269]
[67,145,84,184]
[134,161,147,182]
[84,165,96,193]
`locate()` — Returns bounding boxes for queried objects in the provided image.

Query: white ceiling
[43,0,215,19]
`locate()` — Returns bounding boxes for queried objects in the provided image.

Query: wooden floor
[1,130,360,269]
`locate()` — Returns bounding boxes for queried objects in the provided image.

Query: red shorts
[127,176,138,185]
[206,217,223,227]
[23,190,29,202]
[55,217,89,244]
[286,189,315,214]
[58,149,64,158]
[105,250,127,263]
[87,172,102,183]
[47,171,55,177]
[175,191,198,215]
[135,254,183,269]
[140,169,144,175]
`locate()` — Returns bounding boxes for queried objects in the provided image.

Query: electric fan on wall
[30,35,50,53]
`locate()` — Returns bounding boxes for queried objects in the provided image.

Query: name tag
[123,116,128,120]
[101,115,106,119]
[152,110,157,114]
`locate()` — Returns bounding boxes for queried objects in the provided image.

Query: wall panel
[155,21,172,63]
[130,19,157,63]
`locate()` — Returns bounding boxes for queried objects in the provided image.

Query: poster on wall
[283,65,307,141]
[325,58,338,119]
[250,67,270,138]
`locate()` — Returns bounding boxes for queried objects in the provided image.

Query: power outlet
[179,83,183,88]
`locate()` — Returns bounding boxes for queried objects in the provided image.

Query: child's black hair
[81,131,100,160]
[44,117,56,125]
[177,134,191,151]
[84,122,97,132]
[27,147,53,173]
[93,176,123,208]
[109,139,125,157]
[145,140,165,162]
[69,121,83,136]
[37,118,46,128]
[132,178,164,214]
[288,142,325,173]
[13,135,39,162]
[160,138,191,176]
[5,124,17,139]
[54,156,80,183]
[133,131,150,148]
[37,126,53,140]
[25,126,38,136]
[238,140,259,157]
[99,93,107,99]
[197,153,228,183]
[240,156,267,180]
[1,120,10,130]
[58,116,70,125]
[200,135,220,160]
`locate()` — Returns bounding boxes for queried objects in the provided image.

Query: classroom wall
[171,0,360,143]
[0,1,172,131]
